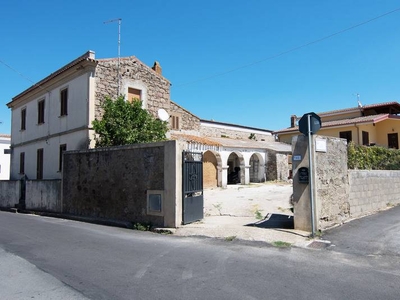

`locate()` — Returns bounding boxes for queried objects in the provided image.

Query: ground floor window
[37,148,44,179]
[388,133,399,149]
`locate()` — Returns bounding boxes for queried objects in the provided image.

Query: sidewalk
[173,183,312,248]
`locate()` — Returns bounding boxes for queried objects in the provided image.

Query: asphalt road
[324,204,400,256]
[0,210,399,300]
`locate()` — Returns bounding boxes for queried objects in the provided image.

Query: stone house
[274,101,400,148]
[7,50,291,183]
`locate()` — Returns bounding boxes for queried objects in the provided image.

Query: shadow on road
[246,213,294,229]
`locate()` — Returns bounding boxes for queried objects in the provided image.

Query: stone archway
[227,152,245,185]
[203,150,219,188]
[250,153,266,183]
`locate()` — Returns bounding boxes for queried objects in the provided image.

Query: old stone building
[7,50,291,183]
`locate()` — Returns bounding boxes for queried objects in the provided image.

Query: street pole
[307,114,316,237]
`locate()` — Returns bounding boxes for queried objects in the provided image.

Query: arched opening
[227,152,244,184]
[203,151,218,188]
[250,153,265,183]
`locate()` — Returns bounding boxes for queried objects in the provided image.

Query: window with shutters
[127,87,141,102]
[38,99,45,124]
[170,114,180,130]
[19,152,25,174]
[60,88,68,116]
[21,108,26,130]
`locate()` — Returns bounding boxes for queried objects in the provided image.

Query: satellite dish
[157,109,170,121]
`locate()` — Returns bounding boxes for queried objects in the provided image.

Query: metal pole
[117,18,121,95]
[104,18,122,96]
[307,114,316,237]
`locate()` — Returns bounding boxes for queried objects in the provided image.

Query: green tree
[92,96,168,147]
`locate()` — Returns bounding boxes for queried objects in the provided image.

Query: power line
[175,6,400,87]
[0,59,37,86]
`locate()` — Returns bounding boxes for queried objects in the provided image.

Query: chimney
[152,61,162,75]
[290,115,297,128]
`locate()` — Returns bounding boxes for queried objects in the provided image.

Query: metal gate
[182,151,203,224]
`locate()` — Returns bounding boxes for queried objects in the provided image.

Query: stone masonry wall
[170,101,200,131]
[199,126,275,141]
[62,143,165,226]
[95,57,171,119]
[314,136,349,229]
[348,170,400,217]
[266,150,290,181]
[266,151,277,181]
[276,153,290,181]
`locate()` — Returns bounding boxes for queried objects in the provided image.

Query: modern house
[274,101,400,148]
[7,50,291,185]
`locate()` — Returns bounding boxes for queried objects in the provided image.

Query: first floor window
[59,144,67,171]
[38,99,45,124]
[339,131,352,144]
[128,87,141,102]
[19,152,25,174]
[21,108,26,130]
[170,114,180,130]
[60,88,68,116]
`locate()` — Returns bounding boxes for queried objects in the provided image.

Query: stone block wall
[348,170,400,217]
[95,57,171,119]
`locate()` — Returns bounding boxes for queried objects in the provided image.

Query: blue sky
[1,1,400,134]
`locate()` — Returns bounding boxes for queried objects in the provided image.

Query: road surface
[0,210,399,299]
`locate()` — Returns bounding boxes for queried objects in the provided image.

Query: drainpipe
[354,124,360,145]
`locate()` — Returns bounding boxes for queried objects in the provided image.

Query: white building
[0,134,11,180]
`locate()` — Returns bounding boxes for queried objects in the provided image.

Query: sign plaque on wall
[298,167,309,184]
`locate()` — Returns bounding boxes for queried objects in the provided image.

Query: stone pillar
[244,165,251,184]
[221,166,229,188]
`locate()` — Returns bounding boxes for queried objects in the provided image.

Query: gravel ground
[204,182,293,218]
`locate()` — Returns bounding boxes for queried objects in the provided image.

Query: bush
[348,142,400,170]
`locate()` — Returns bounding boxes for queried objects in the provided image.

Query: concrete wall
[62,140,183,227]
[0,180,20,208]
[25,180,61,212]
[348,170,400,217]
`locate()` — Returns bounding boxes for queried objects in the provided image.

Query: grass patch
[272,241,292,248]
[225,236,236,242]
[132,222,152,231]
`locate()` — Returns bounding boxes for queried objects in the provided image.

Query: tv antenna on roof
[104,18,122,95]
[353,93,362,107]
